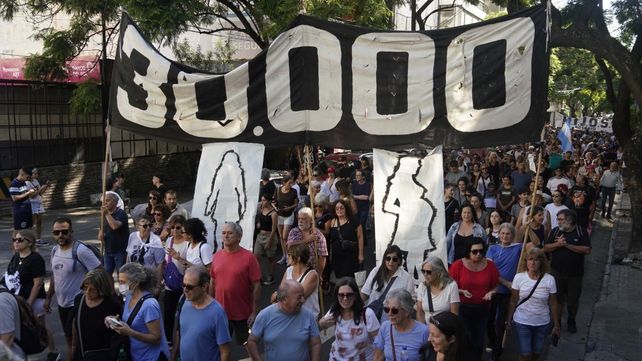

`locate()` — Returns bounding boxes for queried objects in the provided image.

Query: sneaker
[276,255,287,265]
[36,239,49,246]
[262,276,275,286]
[568,318,577,333]
[46,352,61,361]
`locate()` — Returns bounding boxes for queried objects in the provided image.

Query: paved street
[0,193,636,360]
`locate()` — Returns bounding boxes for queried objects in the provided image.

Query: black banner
[110,5,549,149]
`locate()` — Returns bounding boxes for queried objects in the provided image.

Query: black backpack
[0,289,48,354]
[53,241,102,272]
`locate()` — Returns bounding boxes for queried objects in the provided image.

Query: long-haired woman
[320,277,381,361]
[416,256,460,324]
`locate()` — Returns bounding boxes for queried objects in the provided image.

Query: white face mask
[118,283,132,296]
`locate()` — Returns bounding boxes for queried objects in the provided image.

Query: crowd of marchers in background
[1,125,623,361]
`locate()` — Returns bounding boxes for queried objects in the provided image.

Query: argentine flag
[557,118,573,153]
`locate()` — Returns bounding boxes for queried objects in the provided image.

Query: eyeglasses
[153,212,163,216]
[421,269,432,275]
[149,196,157,200]
[557,217,566,221]
[182,283,199,291]
[385,256,399,263]
[52,229,70,236]
[337,292,355,299]
[471,249,485,256]
[139,224,150,229]
[12,238,25,243]
[171,226,183,230]
[314,205,323,209]
[553,195,561,198]
[383,306,400,315]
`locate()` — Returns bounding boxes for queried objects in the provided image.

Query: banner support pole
[99,123,111,256]
[305,144,325,318]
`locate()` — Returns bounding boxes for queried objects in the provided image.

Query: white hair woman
[416,256,460,324]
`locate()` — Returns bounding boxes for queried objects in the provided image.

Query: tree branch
[217,0,267,48]
[550,5,642,106]
[595,56,616,105]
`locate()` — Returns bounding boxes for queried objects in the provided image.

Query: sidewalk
[547,193,641,361]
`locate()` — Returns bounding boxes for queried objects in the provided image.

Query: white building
[394,0,503,30]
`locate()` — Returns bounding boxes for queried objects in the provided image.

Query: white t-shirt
[416,281,460,323]
[165,237,189,274]
[361,265,415,304]
[326,307,380,361]
[126,231,164,266]
[285,266,319,317]
[186,242,213,266]
[544,203,569,229]
[512,272,557,326]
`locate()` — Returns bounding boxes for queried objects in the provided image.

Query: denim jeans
[513,321,551,355]
[104,252,126,275]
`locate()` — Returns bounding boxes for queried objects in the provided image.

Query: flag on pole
[557,118,573,153]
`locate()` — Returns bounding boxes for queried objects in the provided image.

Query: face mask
[118,283,132,296]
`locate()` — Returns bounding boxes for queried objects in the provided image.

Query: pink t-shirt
[211,248,261,320]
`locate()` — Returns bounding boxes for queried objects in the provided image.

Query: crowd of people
[1,128,623,361]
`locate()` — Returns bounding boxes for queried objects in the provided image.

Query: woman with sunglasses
[145,190,162,220]
[127,216,165,267]
[506,248,560,361]
[319,277,380,361]
[2,230,59,360]
[446,204,487,265]
[416,256,460,325]
[325,199,364,279]
[162,215,189,344]
[361,245,414,321]
[449,238,499,361]
[419,311,473,361]
[486,223,522,361]
[151,205,171,241]
[71,268,122,361]
[373,289,429,361]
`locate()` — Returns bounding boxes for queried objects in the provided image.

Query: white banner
[373,147,447,282]
[192,142,264,251]
[552,114,613,133]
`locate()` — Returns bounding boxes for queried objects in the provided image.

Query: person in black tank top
[255,194,279,285]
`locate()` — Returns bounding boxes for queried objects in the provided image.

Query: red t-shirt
[449,259,499,305]
[210,248,261,320]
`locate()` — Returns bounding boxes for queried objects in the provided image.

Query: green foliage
[549,48,610,116]
[484,10,507,20]
[611,0,642,46]
[172,38,236,72]
[69,80,102,115]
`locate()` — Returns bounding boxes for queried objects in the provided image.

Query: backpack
[0,289,48,354]
[53,241,103,272]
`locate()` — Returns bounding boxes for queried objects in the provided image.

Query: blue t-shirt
[486,243,522,294]
[374,320,429,361]
[351,181,372,211]
[122,293,170,361]
[104,208,129,253]
[179,299,231,361]
[251,304,320,361]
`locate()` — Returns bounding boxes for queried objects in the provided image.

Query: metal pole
[411,0,417,31]
[305,145,325,318]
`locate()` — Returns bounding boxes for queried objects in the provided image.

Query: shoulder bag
[390,323,398,361]
[163,238,184,292]
[516,274,544,309]
[335,219,356,250]
[368,276,398,320]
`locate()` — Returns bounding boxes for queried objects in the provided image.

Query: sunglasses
[337,292,355,300]
[383,306,400,315]
[385,256,399,263]
[471,249,485,256]
[52,229,70,236]
[139,224,150,229]
[153,212,163,216]
[182,283,199,291]
[421,269,432,275]
[149,196,157,200]
[12,238,25,243]
[171,226,183,230]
